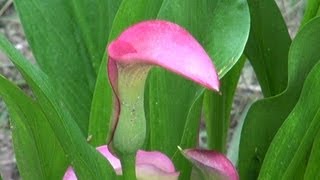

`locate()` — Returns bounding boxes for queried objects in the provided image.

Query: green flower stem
[120,154,136,180]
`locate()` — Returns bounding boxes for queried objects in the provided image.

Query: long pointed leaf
[0,35,115,179]
[239,17,320,179]
[0,75,67,179]
[245,0,291,97]
[69,0,122,73]
[14,0,121,134]
[258,60,320,179]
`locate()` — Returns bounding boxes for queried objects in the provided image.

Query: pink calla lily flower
[107,20,220,155]
[63,145,179,180]
[108,20,220,93]
[181,148,239,180]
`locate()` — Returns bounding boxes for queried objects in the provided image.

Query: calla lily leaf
[180,147,238,180]
[64,145,179,180]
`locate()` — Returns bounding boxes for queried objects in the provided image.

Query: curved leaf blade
[0,75,67,179]
[0,35,115,179]
[245,0,291,97]
[301,0,320,26]
[258,61,320,179]
[239,17,320,179]
[14,0,121,134]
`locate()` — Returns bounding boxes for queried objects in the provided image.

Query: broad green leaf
[88,0,164,146]
[14,0,120,134]
[301,0,320,26]
[0,35,115,179]
[157,0,249,77]
[304,129,320,179]
[239,17,320,179]
[204,56,245,153]
[258,61,320,179]
[0,75,67,179]
[245,0,291,97]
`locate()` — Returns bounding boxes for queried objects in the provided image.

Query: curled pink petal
[182,148,238,180]
[136,164,179,180]
[96,145,121,169]
[63,145,121,180]
[136,150,176,173]
[108,20,220,92]
[63,145,179,180]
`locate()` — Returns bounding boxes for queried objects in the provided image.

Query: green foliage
[0,74,67,179]
[258,18,320,179]
[1,0,320,179]
[301,0,320,26]
[0,34,116,179]
[238,1,292,178]
[305,129,320,178]
[245,0,291,97]
[239,16,320,179]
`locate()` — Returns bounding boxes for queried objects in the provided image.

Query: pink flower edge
[183,148,239,180]
[107,20,220,93]
[63,145,179,180]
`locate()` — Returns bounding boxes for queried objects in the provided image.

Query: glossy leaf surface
[239,17,320,179]
[258,61,320,179]
[245,0,291,97]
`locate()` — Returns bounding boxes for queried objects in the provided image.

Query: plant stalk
[120,154,136,180]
